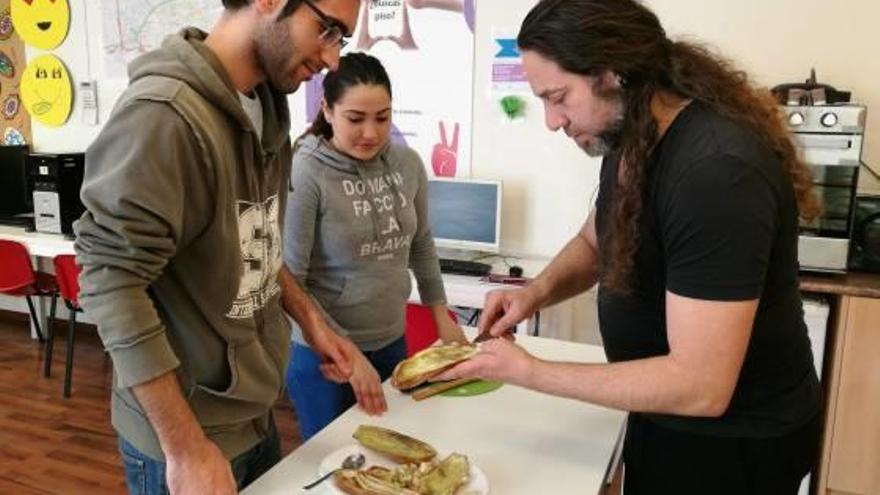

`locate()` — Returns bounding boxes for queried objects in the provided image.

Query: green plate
[440,379,504,397]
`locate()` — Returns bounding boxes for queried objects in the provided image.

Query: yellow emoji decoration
[21,53,72,126]
[11,0,70,50]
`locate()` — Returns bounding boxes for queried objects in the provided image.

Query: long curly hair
[518,0,819,293]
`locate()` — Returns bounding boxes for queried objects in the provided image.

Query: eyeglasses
[301,0,349,49]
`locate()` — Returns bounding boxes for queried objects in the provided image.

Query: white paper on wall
[297,0,476,179]
[101,0,223,79]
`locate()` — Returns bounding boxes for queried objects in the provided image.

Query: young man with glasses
[74,1,359,493]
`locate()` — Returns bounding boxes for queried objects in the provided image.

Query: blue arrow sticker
[495,38,520,58]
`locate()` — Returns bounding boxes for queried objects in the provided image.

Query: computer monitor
[0,145,33,226]
[426,178,502,252]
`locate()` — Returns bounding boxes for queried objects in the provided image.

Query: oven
[785,104,866,273]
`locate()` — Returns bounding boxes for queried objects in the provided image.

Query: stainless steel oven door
[798,164,860,272]
[794,134,863,166]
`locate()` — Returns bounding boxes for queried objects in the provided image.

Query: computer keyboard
[438,258,492,276]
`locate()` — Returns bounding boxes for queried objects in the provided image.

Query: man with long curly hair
[436,1,822,493]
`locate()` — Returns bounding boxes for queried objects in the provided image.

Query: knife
[472,330,493,344]
[472,328,513,344]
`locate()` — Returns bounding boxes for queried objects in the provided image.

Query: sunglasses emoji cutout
[11,0,70,50]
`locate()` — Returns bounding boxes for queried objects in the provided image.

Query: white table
[0,225,76,337]
[242,330,626,495]
[0,225,75,258]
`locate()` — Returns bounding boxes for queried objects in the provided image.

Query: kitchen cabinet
[816,295,880,495]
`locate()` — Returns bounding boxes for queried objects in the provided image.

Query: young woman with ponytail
[281,52,466,440]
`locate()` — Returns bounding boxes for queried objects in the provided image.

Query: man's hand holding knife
[433,287,543,385]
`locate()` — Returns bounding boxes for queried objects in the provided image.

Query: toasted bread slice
[391,343,478,390]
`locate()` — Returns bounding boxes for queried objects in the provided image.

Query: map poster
[101,0,223,79]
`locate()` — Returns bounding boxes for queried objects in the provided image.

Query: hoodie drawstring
[381,156,404,237]
[355,164,383,244]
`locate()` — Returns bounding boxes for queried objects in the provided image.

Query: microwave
[849,194,880,273]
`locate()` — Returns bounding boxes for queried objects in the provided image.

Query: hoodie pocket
[330,273,411,330]
[187,337,284,427]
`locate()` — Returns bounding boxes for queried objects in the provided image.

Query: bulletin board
[0,0,32,145]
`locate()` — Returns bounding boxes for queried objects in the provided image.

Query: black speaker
[0,145,34,227]
[849,195,880,273]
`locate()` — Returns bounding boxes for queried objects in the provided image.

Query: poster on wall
[0,0,31,144]
[10,0,70,51]
[101,0,223,79]
[490,27,529,95]
[299,0,476,178]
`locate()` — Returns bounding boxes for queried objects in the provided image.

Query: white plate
[315,443,489,495]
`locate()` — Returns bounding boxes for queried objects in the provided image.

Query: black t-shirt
[595,101,820,438]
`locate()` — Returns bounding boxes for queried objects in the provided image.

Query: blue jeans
[118,418,281,495]
[286,336,407,441]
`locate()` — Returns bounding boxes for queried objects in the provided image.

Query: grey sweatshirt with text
[284,134,446,351]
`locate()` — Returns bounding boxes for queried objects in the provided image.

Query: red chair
[45,254,83,398]
[0,239,57,343]
[404,303,458,356]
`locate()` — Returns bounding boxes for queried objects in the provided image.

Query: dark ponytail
[306,106,334,140]
[300,52,393,142]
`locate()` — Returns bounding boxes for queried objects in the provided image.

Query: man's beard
[254,20,300,94]
[580,100,625,157]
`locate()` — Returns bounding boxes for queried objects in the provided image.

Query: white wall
[28,0,880,252]
[648,0,880,196]
[472,0,880,261]
[471,0,599,259]
[11,0,880,343]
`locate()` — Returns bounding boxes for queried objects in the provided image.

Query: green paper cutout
[500,95,525,119]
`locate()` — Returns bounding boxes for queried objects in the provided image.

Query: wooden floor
[0,311,302,495]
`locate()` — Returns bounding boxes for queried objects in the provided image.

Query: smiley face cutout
[11,0,70,50]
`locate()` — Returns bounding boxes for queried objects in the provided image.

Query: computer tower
[28,152,85,236]
[0,145,34,227]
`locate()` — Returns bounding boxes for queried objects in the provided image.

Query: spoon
[302,452,366,490]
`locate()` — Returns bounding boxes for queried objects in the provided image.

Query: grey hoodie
[74,28,292,461]
[285,134,446,351]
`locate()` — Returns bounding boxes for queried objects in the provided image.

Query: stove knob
[788,111,805,127]
[820,112,839,128]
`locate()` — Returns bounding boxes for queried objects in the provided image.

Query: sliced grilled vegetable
[353,425,438,464]
[334,453,472,495]
[391,343,478,390]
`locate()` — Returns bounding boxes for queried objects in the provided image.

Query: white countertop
[242,330,625,495]
[0,225,75,258]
